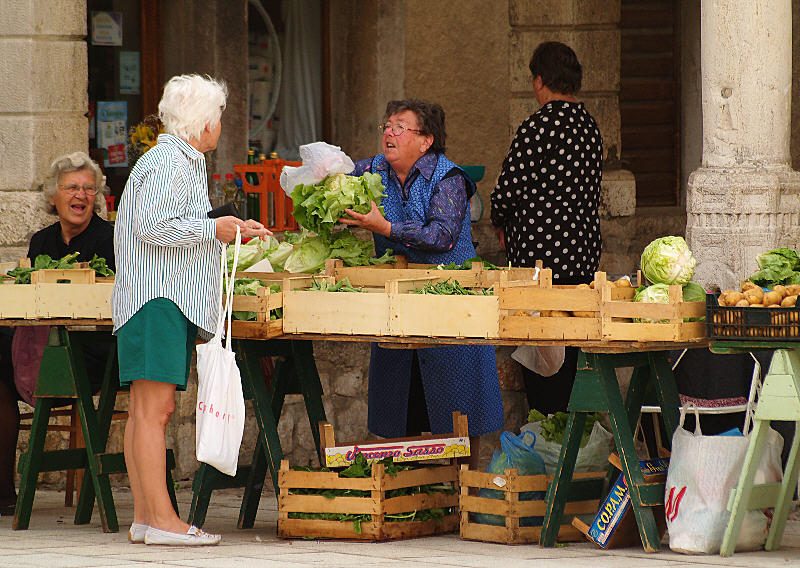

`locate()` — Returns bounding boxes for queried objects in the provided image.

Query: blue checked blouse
[112,134,221,338]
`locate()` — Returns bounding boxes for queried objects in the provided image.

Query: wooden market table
[234,324,709,547]
[2,319,178,533]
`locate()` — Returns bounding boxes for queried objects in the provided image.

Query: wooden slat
[383,492,458,515]
[279,469,376,491]
[279,494,379,515]
[381,465,458,491]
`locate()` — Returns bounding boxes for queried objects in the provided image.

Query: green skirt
[117,297,198,391]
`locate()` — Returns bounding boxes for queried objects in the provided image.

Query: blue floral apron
[366,153,503,437]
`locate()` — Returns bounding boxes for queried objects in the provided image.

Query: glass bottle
[245,149,261,222]
[211,173,222,208]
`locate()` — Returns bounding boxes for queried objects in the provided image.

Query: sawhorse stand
[188,338,326,529]
[540,348,682,552]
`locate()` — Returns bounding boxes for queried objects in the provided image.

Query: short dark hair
[384,99,446,154]
[528,41,582,95]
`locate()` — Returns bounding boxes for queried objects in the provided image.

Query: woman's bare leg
[123,386,149,525]
[128,379,188,533]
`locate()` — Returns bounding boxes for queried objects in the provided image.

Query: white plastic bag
[511,345,565,377]
[195,228,246,476]
[279,141,355,195]
[521,419,614,475]
[665,403,783,554]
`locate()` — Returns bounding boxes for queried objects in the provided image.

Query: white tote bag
[195,228,246,476]
[664,403,783,554]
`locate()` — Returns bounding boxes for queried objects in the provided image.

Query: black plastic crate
[706,293,800,341]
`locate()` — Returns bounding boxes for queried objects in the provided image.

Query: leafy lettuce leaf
[291,173,386,237]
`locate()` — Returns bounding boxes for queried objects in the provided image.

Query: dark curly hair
[528,41,582,95]
[384,99,446,154]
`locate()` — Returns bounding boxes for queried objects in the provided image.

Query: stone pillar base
[686,165,800,291]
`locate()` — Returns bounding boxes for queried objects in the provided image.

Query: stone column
[0,0,88,261]
[686,0,800,290]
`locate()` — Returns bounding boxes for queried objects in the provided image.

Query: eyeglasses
[378,122,423,136]
[58,183,98,196]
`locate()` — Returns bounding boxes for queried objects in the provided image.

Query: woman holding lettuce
[339,99,502,467]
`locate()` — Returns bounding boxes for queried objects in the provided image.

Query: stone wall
[0,0,90,262]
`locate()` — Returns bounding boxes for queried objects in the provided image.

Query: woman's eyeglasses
[378,123,423,136]
[58,184,98,196]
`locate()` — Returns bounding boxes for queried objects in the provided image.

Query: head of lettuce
[640,236,696,286]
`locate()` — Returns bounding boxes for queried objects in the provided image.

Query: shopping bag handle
[223,227,241,350]
[678,402,702,435]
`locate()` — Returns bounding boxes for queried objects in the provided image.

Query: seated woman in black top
[0,152,115,515]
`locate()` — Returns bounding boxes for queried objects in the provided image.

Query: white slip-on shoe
[128,522,149,543]
[144,525,221,546]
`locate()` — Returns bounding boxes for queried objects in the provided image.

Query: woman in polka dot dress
[490,41,603,415]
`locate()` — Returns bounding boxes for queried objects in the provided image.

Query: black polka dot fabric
[490,101,603,282]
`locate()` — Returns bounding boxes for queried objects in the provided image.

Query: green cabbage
[749,248,800,288]
[291,173,386,237]
[265,241,294,272]
[633,281,705,323]
[640,236,696,286]
[226,235,279,273]
[283,235,331,274]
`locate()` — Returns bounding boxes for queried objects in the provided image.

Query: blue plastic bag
[473,431,546,526]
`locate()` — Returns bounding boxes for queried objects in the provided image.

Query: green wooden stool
[188,338,326,529]
[718,346,800,556]
[540,349,682,552]
[13,327,178,532]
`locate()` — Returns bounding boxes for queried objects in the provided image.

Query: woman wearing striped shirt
[112,74,269,546]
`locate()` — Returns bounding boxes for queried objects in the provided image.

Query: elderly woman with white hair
[112,74,269,546]
[0,152,114,517]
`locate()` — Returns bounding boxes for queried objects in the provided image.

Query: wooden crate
[0,265,113,320]
[282,275,392,335]
[600,282,706,342]
[228,272,284,339]
[498,271,634,340]
[386,277,499,339]
[459,466,605,545]
[278,460,459,541]
[325,257,540,289]
[278,413,466,541]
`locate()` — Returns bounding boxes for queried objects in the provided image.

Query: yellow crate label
[324,437,470,467]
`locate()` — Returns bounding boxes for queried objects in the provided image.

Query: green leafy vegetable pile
[288,453,456,534]
[435,257,500,270]
[291,172,386,238]
[307,276,365,293]
[527,409,607,448]
[749,248,800,288]
[3,252,114,284]
[230,278,281,321]
[412,279,493,296]
[88,254,114,276]
[227,229,396,274]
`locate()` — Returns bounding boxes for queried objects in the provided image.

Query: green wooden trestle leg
[720,348,800,557]
[188,339,326,529]
[14,328,124,532]
[540,349,681,552]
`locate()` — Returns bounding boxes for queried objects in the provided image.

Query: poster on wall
[91,11,123,46]
[97,101,128,168]
[119,51,140,95]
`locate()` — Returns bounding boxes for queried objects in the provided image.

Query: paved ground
[1,487,800,567]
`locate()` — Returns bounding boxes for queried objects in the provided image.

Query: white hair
[158,74,228,142]
[43,152,108,214]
